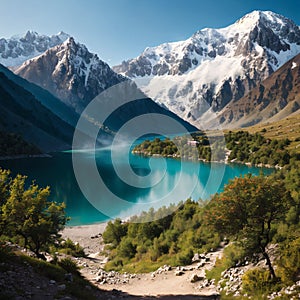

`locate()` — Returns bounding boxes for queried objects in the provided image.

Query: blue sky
[1,0,300,65]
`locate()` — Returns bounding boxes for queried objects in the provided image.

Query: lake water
[0,147,273,225]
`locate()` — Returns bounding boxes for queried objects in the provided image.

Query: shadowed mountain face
[0,65,75,152]
[0,64,79,128]
[113,11,300,128]
[0,64,117,153]
[216,53,300,128]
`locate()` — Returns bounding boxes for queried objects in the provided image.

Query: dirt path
[61,224,222,299]
[91,249,222,297]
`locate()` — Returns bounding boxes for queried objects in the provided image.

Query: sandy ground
[61,223,107,255]
[61,223,221,299]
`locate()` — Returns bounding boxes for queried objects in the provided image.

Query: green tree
[118,237,136,259]
[206,175,292,279]
[102,218,127,247]
[0,169,11,235]
[1,172,68,258]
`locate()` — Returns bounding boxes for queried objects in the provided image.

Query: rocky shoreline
[132,150,280,169]
[0,153,51,161]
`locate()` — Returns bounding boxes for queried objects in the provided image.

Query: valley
[0,5,299,300]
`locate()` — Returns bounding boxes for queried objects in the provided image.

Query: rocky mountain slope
[113,10,300,128]
[217,53,300,128]
[14,37,126,113]
[0,31,69,67]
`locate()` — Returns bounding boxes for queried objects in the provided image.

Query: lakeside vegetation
[133,130,298,167]
[0,130,41,157]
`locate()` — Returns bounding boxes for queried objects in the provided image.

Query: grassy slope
[244,111,300,153]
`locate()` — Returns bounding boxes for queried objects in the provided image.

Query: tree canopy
[0,168,68,258]
[205,174,293,279]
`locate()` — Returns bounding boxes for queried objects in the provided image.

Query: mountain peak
[236,10,285,25]
[56,31,70,40]
[0,31,70,67]
[14,35,126,113]
[235,10,261,26]
[234,10,300,38]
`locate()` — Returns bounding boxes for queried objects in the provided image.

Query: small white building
[187,140,199,147]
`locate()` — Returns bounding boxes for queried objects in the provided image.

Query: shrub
[59,238,85,257]
[0,242,13,262]
[104,258,123,272]
[102,219,127,247]
[177,248,193,265]
[58,258,79,274]
[277,236,300,284]
[223,243,247,267]
[242,268,279,296]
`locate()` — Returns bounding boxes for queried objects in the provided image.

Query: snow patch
[292,61,298,69]
[0,31,69,67]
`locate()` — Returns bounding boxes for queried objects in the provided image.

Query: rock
[102,257,109,264]
[197,261,206,268]
[190,273,203,283]
[95,275,105,282]
[45,254,54,263]
[175,270,185,276]
[58,284,66,291]
[64,273,73,282]
[192,253,200,262]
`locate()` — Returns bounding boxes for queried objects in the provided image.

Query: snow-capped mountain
[12,34,197,134]
[113,10,300,128]
[0,31,69,67]
[14,37,126,113]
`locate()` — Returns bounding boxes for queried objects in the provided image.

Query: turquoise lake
[0,146,273,225]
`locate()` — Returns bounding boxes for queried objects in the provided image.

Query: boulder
[192,253,200,262]
[190,274,203,283]
[175,270,185,276]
